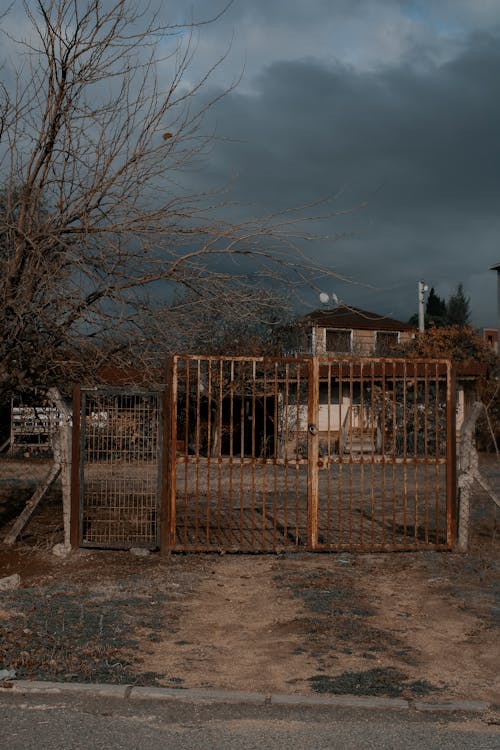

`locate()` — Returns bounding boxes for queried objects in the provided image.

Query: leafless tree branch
[0,0,345,396]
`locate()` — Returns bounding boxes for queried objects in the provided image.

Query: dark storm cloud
[192,29,500,324]
[1,1,498,324]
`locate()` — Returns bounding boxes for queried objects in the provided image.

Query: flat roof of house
[303,305,417,332]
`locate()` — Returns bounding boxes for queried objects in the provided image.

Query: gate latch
[308,423,318,436]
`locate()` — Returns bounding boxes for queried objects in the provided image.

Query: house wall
[317,398,351,431]
[483,327,498,354]
[281,377,469,459]
[399,330,415,346]
[282,383,353,433]
[352,329,376,354]
[312,326,414,355]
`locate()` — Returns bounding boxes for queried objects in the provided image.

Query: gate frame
[307,356,319,549]
[160,354,457,554]
[70,384,81,548]
[69,358,457,552]
[161,361,177,552]
[71,384,166,550]
[446,363,457,546]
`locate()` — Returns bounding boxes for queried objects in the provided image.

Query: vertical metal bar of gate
[163,358,177,552]
[446,361,457,546]
[70,384,81,548]
[163,374,176,553]
[307,356,319,548]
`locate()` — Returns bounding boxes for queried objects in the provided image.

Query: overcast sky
[162,0,500,327]
[2,1,500,327]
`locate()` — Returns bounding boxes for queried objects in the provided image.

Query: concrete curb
[0,680,129,700]
[0,680,492,714]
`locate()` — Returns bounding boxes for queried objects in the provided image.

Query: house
[482,327,498,354]
[283,305,484,454]
[302,305,416,356]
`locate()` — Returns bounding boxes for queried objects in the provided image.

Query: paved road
[1,691,498,750]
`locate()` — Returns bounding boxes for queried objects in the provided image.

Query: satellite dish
[319,291,339,306]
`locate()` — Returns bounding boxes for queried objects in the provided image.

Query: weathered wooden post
[457,401,483,551]
[457,400,500,551]
[47,388,73,553]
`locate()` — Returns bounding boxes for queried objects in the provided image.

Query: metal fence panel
[72,356,455,552]
[169,356,311,551]
[168,355,455,552]
[79,389,161,548]
[314,359,452,549]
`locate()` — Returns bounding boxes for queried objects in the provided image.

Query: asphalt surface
[1,681,499,750]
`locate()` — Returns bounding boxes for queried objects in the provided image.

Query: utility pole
[418,280,428,333]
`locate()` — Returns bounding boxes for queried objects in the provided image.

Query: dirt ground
[0,456,499,704]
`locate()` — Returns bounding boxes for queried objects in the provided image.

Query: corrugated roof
[303,305,416,332]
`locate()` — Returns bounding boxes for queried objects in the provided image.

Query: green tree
[446,284,471,327]
[426,287,447,327]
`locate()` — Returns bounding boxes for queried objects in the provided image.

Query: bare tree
[0,0,342,398]
[133,284,308,361]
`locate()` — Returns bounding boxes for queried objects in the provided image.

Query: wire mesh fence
[79,390,161,548]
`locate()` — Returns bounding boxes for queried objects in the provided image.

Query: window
[326,328,352,353]
[375,331,399,355]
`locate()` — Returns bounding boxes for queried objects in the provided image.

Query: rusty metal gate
[72,388,163,549]
[164,355,456,552]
